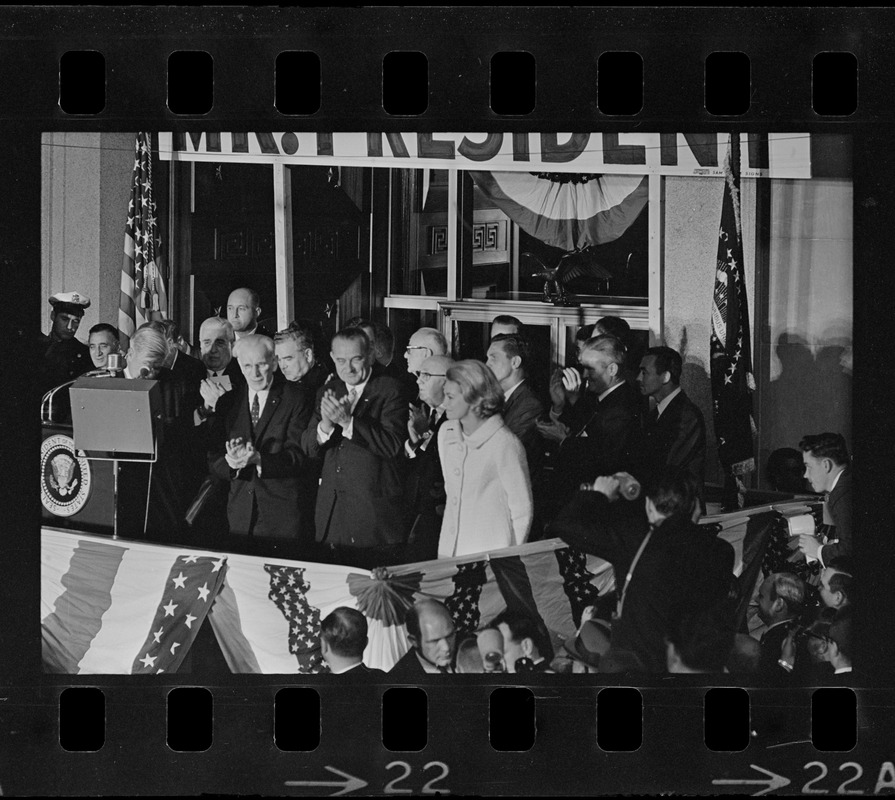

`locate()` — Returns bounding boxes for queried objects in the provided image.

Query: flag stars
[172,572,187,589]
[197,583,210,602]
[170,642,180,655]
[139,653,157,669]
[184,614,197,630]
[163,600,178,617]
[152,626,164,644]
[212,558,225,573]
[181,555,199,564]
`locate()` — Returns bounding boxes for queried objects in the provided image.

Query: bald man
[226,287,273,340]
[209,335,314,556]
[389,600,458,678]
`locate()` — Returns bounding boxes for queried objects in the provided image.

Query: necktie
[251,393,260,428]
[213,372,218,378]
[429,407,437,428]
[648,406,660,426]
[347,388,357,413]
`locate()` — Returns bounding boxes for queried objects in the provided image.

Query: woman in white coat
[437,360,533,558]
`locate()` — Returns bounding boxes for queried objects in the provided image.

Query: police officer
[41,291,92,395]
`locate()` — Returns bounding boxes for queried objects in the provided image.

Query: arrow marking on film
[285,766,368,796]
[712,764,790,796]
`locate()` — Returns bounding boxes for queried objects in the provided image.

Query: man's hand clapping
[199,378,228,412]
[319,388,353,433]
[225,437,252,471]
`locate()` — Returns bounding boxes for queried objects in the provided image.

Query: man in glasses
[404,327,449,377]
[403,354,454,561]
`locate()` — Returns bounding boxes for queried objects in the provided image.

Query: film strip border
[0,7,890,123]
[5,684,887,796]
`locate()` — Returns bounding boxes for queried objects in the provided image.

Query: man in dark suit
[754,572,812,684]
[226,287,273,340]
[403,354,453,562]
[636,346,706,499]
[319,607,386,678]
[797,433,852,566]
[274,319,330,396]
[549,469,734,673]
[373,321,419,403]
[186,317,245,541]
[486,333,545,474]
[302,326,408,570]
[545,335,644,519]
[195,316,244,422]
[209,335,314,558]
[490,609,554,673]
[388,600,457,679]
[160,319,206,411]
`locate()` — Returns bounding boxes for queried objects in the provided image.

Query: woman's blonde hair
[445,359,504,419]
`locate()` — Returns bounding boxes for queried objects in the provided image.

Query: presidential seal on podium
[41,434,92,517]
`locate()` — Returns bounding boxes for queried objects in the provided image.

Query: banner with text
[158,132,811,178]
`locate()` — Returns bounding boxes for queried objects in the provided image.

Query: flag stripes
[118,131,167,353]
[41,539,125,673]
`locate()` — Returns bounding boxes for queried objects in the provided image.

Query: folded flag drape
[42,504,798,674]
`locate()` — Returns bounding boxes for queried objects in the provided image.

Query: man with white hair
[194,317,243,426]
[209,335,314,556]
[404,326,449,376]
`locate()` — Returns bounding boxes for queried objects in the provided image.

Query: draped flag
[43,506,791,674]
[41,532,226,674]
[710,133,756,502]
[469,171,648,251]
[118,132,168,353]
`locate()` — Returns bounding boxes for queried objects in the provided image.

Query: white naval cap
[48,291,91,316]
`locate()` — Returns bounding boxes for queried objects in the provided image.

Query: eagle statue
[522,249,629,305]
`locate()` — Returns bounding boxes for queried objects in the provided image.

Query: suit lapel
[233,386,253,440]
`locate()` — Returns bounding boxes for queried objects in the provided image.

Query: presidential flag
[118,131,168,353]
[710,133,756,499]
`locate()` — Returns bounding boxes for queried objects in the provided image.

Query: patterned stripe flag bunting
[43,506,793,674]
[41,531,224,674]
[118,131,167,353]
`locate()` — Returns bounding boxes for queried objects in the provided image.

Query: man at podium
[114,325,185,542]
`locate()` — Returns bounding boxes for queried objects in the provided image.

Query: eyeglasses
[405,345,432,354]
[418,372,446,381]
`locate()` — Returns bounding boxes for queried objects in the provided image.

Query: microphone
[81,368,117,378]
[514,657,536,673]
[41,379,77,423]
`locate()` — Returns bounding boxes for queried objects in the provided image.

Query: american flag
[553,546,603,626]
[443,560,489,634]
[130,554,226,674]
[118,132,167,353]
[264,564,329,673]
[710,133,756,502]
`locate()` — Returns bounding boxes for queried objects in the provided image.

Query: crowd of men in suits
[41,288,854,678]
